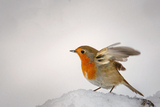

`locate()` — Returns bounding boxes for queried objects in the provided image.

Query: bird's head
[70,46,98,63]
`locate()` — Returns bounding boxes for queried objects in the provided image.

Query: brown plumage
[70,43,143,96]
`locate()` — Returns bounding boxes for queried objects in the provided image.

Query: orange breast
[80,56,97,80]
[82,62,97,80]
[75,48,97,80]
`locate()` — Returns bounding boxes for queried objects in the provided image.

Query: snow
[37,89,160,107]
[146,91,160,106]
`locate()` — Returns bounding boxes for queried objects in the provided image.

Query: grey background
[0,0,160,107]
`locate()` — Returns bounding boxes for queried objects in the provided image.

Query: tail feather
[122,79,144,96]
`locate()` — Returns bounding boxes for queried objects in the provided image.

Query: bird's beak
[70,50,76,53]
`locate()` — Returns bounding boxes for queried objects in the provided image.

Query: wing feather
[95,43,140,65]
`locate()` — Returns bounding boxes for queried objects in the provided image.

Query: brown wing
[114,61,126,71]
[95,43,140,65]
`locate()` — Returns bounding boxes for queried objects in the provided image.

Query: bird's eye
[81,50,85,54]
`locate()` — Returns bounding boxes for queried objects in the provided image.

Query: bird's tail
[122,79,144,96]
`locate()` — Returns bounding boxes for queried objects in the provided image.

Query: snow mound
[38,89,159,107]
[146,91,160,106]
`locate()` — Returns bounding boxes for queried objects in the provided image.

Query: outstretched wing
[95,43,140,65]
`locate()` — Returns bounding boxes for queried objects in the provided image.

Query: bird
[70,43,144,96]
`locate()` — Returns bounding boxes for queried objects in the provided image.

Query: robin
[70,43,143,96]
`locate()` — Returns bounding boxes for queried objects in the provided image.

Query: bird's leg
[93,87,101,91]
[109,86,115,93]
